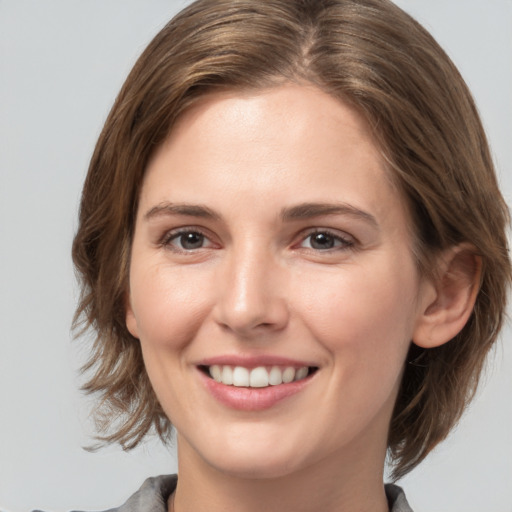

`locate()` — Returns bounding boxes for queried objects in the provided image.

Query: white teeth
[232,366,250,387]
[295,366,308,381]
[282,367,295,383]
[249,367,269,388]
[221,365,233,385]
[208,365,310,387]
[210,365,222,382]
[269,366,283,385]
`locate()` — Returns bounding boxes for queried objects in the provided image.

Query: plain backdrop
[1,1,511,511]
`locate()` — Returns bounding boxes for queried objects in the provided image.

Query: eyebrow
[280,202,378,228]
[143,201,378,228]
[144,202,221,221]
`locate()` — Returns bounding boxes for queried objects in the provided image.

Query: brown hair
[72,0,510,479]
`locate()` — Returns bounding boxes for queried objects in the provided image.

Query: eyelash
[298,229,354,251]
[159,228,213,252]
[159,227,355,253]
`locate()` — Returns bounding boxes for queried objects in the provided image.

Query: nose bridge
[215,237,287,335]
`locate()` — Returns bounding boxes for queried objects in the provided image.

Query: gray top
[88,474,413,512]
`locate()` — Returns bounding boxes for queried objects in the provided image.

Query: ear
[125,292,140,339]
[413,244,482,349]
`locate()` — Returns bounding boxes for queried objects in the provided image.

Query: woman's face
[126,85,432,479]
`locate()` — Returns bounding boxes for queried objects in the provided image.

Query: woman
[72,0,510,511]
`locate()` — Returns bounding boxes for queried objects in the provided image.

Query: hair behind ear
[388,239,506,480]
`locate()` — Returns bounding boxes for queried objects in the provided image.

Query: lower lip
[198,369,313,411]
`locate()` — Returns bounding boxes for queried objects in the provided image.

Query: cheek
[295,259,419,366]
[296,261,419,433]
[127,263,215,419]
[128,262,212,350]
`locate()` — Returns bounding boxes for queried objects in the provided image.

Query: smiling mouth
[199,365,318,388]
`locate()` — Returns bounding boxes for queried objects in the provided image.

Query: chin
[179,427,313,481]
[212,452,304,480]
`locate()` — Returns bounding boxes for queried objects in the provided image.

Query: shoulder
[63,475,177,512]
[385,483,414,512]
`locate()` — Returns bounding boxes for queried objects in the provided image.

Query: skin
[125,84,475,512]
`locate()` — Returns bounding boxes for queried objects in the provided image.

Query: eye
[300,230,353,250]
[163,229,214,251]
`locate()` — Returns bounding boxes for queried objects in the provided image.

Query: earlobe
[125,293,140,339]
[413,244,482,349]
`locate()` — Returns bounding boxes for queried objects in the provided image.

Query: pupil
[311,233,334,249]
[181,232,203,249]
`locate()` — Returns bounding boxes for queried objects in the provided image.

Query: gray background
[0,1,511,511]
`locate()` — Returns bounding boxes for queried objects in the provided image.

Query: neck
[171,436,390,512]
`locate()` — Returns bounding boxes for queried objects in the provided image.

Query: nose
[213,243,289,338]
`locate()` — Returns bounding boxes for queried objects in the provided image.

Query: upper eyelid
[166,226,208,236]
[297,227,355,242]
[159,226,212,245]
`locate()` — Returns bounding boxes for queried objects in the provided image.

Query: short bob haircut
[73,0,510,479]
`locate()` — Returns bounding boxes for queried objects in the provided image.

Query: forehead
[165,85,381,163]
[141,84,411,236]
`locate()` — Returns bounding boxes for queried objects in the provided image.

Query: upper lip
[196,355,318,369]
